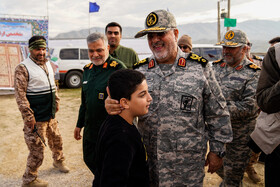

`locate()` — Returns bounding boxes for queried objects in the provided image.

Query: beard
[151,41,169,61]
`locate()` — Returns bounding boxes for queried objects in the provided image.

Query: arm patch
[187,52,208,67]
[133,58,149,69]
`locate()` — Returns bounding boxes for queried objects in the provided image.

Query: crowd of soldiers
[14,8,280,187]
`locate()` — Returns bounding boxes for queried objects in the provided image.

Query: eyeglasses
[178,45,189,50]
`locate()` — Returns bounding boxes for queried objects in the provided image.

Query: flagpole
[89,1,90,35]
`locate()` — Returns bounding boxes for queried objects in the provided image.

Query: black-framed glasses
[178,45,189,50]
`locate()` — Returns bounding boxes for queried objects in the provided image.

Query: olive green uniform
[110,45,139,69]
[76,55,126,173]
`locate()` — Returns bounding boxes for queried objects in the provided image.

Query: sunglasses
[178,45,189,50]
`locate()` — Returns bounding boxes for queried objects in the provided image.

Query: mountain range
[53,20,280,53]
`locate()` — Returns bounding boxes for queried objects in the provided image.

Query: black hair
[105,22,122,34]
[108,69,146,101]
[28,35,46,46]
[269,37,280,45]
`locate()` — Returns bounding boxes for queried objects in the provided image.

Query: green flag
[224,18,237,27]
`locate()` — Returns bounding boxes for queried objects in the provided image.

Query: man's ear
[120,98,129,109]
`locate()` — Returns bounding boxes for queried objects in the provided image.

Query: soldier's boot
[53,161,70,173]
[22,178,48,187]
[246,165,261,183]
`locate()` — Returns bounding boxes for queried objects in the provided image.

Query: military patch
[146,12,158,27]
[247,63,261,71]
[89,64,93,69]
[225,30,235,40]
[103,62,108,69]
[177,57,186,67]
[148,59,155,69]
[133,58,149,69]
[98,93,104,100]
[235,65,243,71]
[110,61,118,68]
[187,53,208,67]
[220,62,226,67]
[180,95,194,112]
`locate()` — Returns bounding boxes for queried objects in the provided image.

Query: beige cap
[178,35,192,50]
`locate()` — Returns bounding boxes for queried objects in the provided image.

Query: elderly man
[213,30,261,186]
[106,9,233,187]
[105,22,139,69]
[74,32,126,173]
[15,36,69,187]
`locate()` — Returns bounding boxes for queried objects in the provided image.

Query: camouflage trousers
[216,121,255,187]
[22,118,65,184]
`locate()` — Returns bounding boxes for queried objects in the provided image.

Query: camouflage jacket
[212,57,261,123]
[134,49,233,185]
[14,58,60,124]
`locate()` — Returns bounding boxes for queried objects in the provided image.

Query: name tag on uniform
[98,93,104,100]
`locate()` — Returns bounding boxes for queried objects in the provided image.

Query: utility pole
[217,1,221,42]
[227,0,231,31]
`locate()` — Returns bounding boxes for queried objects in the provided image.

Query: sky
[1,0,280,38]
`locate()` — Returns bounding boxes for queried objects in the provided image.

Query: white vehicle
[192,44,223,62]
[50,47,90,88]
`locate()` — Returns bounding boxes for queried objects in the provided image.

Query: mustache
[152,41,164,48]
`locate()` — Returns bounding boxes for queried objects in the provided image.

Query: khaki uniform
[15,59,65,184]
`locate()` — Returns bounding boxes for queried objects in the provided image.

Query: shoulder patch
[253,55,263,61]
[187,53,208,67]
[212,59,223,64]
[247,63,261,71]
[133,58,149,69]
[83,62,92,69]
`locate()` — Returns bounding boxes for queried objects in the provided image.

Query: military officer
[74,32,126,173]
[105,9,233,187]
[213,30,261,186]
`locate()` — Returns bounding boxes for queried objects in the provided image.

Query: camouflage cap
[217,29,247,47]
[134,9,177,38]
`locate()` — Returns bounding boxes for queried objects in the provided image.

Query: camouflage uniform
[14,59,65,185]
[214,30,261,186]
[134,49,233,187]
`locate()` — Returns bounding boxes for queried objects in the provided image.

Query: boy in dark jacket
[93,69,152,187]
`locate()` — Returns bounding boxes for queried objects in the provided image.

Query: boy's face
[127,79,152,117]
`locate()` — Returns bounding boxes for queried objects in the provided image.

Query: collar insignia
[178,57,186,67]
[235,65,243,71]
[103,62,108,68]
[148,59,155,69]
[89,64,93,69]
[220,62,226,68]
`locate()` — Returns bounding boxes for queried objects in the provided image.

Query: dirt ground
[0,89,264,187]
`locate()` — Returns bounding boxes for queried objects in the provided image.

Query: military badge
[110,61,118,67]
[235,65,243,71]
[89,64,93,69]
[177,57,186,67]
[180,95,195,112]
[220,62,226,68]
[146,12,158,27]
[98,93,104,100]
[103,62,108,69]
[148,59,155,69]
[187,53,208,67]
[225,30,235,40]
[247,63,261,71]
[133,58,149,69]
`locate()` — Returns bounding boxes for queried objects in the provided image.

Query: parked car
[192,44,223,62]
[50,47,90,88]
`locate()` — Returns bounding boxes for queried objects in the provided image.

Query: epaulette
[212,59,224,64]
[83,62,92,69]
[253,55,263,61]
[108,60,119,68]
[187,52,208,67]
[133,58,149,69]
[247,63,261,71]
